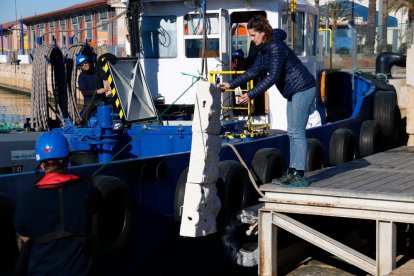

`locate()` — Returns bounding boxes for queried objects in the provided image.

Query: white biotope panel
[180,80,222,237]
[179,182,221,237]
[186,132,221,183]
[191,80,222,134]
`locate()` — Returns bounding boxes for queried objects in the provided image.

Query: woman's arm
[246,42,286,99]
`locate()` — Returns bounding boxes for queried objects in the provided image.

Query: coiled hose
[31,44,58,130]
[65,43,92,123]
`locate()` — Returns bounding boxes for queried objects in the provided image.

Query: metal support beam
[271,212,376,275]
[376,221,396,275]
[259,210,277,276]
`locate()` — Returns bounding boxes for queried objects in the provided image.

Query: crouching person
[14,131,102,275]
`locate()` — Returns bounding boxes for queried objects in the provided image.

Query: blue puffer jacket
[228,29,315,100]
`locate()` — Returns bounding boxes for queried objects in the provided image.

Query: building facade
[0,0,129,61]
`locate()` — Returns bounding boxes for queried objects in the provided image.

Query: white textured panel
[192,80,222,134]
[186,132,221,183]
[179,182,221,237]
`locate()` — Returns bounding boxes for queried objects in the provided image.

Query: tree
[364,0,376,53]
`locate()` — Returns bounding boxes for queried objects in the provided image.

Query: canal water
[0,87,31,130]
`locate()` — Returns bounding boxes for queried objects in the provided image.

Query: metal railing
[209,70,255,133]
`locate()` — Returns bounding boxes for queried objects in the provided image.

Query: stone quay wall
[0,64,32,92]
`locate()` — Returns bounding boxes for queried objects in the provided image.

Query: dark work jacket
[15,173,102,276]
[78,68,108,105]
[228,29,315,100]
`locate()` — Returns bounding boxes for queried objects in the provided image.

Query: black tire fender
[306,138,324,172]
[0,193,19,275]
[373,90,397,142]
[91,175,133,257]
[222,204,262,267]
[359,120,382,157]
[174,167,188,222]
[217,160,255,226]
[251,148,285,184]
[329,129,356,166]
[175,161,255,227]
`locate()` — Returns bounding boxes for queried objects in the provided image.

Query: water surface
[0,87,31,129]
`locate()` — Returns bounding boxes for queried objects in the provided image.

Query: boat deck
[258,146,414,276]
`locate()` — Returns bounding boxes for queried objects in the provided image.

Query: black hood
[272,29,287,41]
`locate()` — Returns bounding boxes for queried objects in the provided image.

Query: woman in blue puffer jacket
[219,15,316,187]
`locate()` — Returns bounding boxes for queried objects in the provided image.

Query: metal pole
[20,21,25,55]
[325,3,329,55]
[351,0,354,27]
[378,0,383,48]
[0,25,3,55]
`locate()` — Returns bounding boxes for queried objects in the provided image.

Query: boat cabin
[137,0,321,130]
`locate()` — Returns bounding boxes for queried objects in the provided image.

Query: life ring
[217,160,255,226]
[91,175,133,257]
[173,167,188,222]
[306,138,324,172]
[359,120,382,157]
[373,90,397,144]
[329,128,356,166]
[0,193,19,275]
[251,148,285,184]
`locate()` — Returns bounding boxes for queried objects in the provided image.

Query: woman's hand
[219,82,230,91]
[238,93,250,104]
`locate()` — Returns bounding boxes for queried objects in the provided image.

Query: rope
[223,143,265,197]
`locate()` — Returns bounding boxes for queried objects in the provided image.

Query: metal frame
[258,185,414,275]
[209,70,254,131]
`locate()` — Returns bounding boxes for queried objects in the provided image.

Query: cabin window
[184,13,219,58]
[140,15,177,58]
[281,11,305,56]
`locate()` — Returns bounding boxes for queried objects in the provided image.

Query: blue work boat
[0,0,406,275]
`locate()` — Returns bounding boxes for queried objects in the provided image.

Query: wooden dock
[258,146,414,276]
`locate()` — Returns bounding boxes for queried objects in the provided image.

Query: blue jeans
[286,87,316,171]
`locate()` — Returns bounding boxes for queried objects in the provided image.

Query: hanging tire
[174,167,188,222]
[306,138,324,172]
[0,193,18,276]
[251,148,285,184]
[222,204,262,267]
[91,175,133,257]
[359,120,382,157]
[329,129,356,166]
[373,90,397,143]
[218,160,255,226]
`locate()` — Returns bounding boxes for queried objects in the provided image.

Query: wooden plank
[357,171,403,191]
